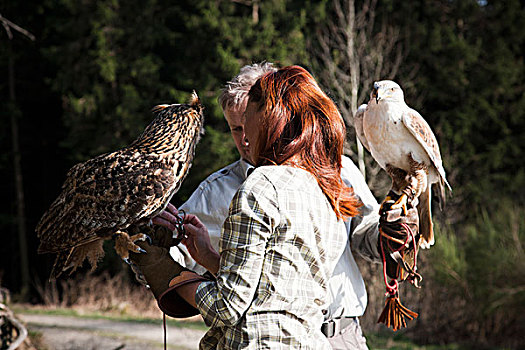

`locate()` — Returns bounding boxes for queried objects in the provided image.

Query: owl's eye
[391,88,395,91]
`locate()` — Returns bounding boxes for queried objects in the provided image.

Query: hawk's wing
[36,151,176,253]
[354,104,371,153]
[402,108,452,192]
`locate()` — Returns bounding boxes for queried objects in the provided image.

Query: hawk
[36,92,204,279]
[355,81,451,248]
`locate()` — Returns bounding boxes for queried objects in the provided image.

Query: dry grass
[33,271,163,319]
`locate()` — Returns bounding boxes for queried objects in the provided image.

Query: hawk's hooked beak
[372,85,380,104]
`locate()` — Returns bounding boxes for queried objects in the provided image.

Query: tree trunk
[8,41,30,299]
[310,0,407,191]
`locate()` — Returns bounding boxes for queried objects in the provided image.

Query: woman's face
[243,101,264,165]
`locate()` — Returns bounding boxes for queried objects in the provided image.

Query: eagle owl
[354,81,451,249]
[36,92,204,279]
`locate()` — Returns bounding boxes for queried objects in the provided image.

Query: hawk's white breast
[364,102,431,173]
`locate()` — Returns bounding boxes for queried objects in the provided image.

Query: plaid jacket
[195,165,347,349]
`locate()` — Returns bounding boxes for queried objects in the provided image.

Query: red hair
[248,65,361,219]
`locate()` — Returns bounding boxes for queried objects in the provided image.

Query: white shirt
[170,156,380,319]
[196,166,346,349]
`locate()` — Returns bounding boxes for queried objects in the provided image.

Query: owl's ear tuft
[152,104,170,114]
[190,90,200,106]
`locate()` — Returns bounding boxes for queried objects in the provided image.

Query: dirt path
[19,313,206,350]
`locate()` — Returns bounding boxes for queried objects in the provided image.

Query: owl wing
[354,104,371,153]
[36,150,176,253]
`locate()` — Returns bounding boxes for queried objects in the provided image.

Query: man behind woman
[164,65,361,348]
[137,64,417,349]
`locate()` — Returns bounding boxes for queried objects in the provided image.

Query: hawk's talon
[390,194,408,216]
[379,196,394,213]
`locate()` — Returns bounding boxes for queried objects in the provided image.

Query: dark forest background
[1,0,523,348]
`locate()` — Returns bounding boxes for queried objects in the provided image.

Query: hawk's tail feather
[436,179,446,211]
[435,175,452,211]
[418,186,434,249]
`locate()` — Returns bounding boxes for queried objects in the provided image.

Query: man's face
[243,101,264,165]
[224,103,250,161]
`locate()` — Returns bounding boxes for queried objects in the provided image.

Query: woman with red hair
[171,66,361,349]
[244,65,361,219]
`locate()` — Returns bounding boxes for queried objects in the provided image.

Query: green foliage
[464,203,525,317]
[1,1,524,347]
[367,331,470,350]
[40,0,313,172]
[42,0,184,161]
[430,200,525,346]
[173,126,237,205]
[393,0,525,209]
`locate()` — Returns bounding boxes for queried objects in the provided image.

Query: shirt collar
[239,158,255,179]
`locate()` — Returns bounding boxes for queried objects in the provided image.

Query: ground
[19,313,206,350]
[15,309,476,349]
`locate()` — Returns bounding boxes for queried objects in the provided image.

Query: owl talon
[114,231,150,261]
[130,233,150,243]
[131,233,151,248]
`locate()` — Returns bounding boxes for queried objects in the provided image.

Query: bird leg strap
[377,195,420,330]
[377,232,419,331]
[172,209,187,245]
[385,223,423,288]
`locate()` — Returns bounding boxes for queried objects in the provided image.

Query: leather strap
[157,273,212,318]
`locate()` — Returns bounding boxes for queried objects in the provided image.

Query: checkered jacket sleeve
[195,172,279,328]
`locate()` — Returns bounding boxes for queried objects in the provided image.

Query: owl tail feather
[49,251,69,281]
[49,239,105,281]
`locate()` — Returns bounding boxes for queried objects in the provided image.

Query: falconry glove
[378,192,420,282]
[128,224,181,286]
[129,239,208,318]
[377,191,421,331]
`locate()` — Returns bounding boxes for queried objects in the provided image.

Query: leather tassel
[378,222,420,331]
[377,291,418,331]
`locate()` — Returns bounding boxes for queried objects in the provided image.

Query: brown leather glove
[378,191,420,281]
[129,241,187,297]
[128,224,181,287]
[129,239,204,318]
[150,225,181,248]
